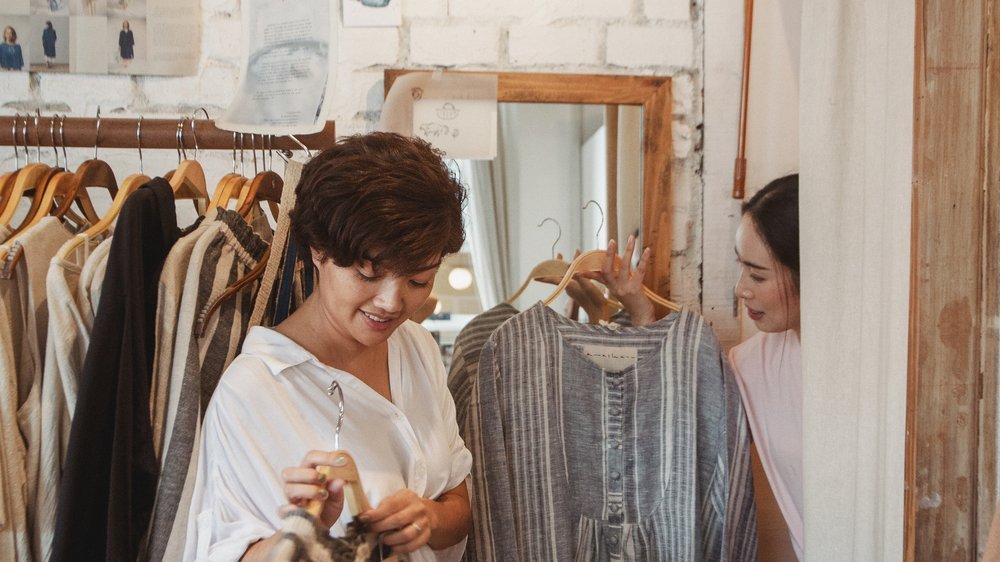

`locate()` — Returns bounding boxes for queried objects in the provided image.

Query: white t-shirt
[729,329,803,560]
[184,322,472,562]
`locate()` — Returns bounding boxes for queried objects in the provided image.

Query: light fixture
[448,267,473,290]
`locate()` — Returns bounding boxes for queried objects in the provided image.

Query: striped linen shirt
[468,303,758,561]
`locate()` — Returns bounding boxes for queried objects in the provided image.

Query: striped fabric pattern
[447,302,520,441]
[144,209,269,562]
[468,303,758,561]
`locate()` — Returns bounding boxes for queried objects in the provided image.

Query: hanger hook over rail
[58,115,68,169]
[136,116,144,175]
[94,106,102,161]
[48,113,57,167]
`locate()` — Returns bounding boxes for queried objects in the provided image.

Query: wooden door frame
[906,0,999,558]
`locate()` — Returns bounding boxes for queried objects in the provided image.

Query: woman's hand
[358,489,436,554]
[279,450,347,530]
[579,235,656,327]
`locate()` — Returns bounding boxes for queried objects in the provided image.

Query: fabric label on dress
[579,345,638,371]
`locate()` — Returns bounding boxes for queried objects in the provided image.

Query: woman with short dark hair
[186,132,473,561]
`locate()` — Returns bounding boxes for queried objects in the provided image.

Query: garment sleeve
[698,327,758,562]
[412,324,472,495]
[467,338,518,562]
[184,381,281,562]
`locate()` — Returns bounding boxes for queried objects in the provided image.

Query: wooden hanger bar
[0,116,336,151]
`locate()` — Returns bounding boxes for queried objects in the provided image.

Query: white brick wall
[340,27,400,67]
[0,0,713,310]
[645,0,691,21]
[447,0,534,19]
[409,24,500,66]
[508,25,602,66]
[607,25,693,67]
[401,0,448,19]
[533,0,631,20]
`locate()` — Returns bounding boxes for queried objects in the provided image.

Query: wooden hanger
[205,172,243,215]
[56,173,149,263]
[54,158,119,225]
[0,162,51,229]
[542,249,681,312]
[166,117,209,215]
[505,258,568,304]
[55,117,149,263]
[167,158,209,214]
[0,172,16,220]
[235,169,282,219]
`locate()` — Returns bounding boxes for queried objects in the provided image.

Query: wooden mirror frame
[384,70,674,299]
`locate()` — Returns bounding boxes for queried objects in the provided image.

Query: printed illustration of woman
[0,26,24,71]
[42,21,57,67]
[119,20,134,66]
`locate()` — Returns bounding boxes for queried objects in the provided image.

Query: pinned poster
[217,0,333,135]
[379,72,497,160]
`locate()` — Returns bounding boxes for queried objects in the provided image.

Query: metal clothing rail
[0,116,336,151]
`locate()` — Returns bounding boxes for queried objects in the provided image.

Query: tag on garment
[579,345,639,372]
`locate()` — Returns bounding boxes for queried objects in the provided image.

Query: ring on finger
[410,522,423,533]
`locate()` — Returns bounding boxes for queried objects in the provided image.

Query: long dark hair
[742,173,799,291]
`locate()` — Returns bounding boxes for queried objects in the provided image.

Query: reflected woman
[118,20,134,66]
[0,26,24,71]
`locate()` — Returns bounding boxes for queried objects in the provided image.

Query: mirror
[384,70,673,348]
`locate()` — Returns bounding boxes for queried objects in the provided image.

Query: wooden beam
[978,0,1000,551]
[906,0,992,558]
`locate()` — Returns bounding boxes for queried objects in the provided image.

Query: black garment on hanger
[51,178,180,562]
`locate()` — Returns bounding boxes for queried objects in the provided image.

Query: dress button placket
[605,375,626,555]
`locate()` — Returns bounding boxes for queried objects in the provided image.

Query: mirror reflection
[421,102,644,360]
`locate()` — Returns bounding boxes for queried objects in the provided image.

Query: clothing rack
[0,116,336,151]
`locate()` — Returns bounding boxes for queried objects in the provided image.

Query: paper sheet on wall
[217,0,333,135]
[379,72,498,160]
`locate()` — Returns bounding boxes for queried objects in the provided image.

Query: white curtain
[464,117,513,310]
[799,1,913,560]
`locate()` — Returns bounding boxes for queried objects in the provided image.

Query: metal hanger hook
[326,380,345,450]
[94,106,102,161]
[11,113,20,169]
[250,133,259,175]
[190,108,210,160]
[136,116,144,175]
[537,217,562,259]
[21,114,29,163]
[174,117,183,164]
[33,109,42,164]
[582,199,605,248]
[58,114,68,169]
[231,131,237,174]
[286,134,312,158]
[49,114,57,167]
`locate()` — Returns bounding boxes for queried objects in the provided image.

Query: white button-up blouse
[184,322,472,561]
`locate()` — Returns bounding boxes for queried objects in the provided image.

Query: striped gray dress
[468,303,757,561]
